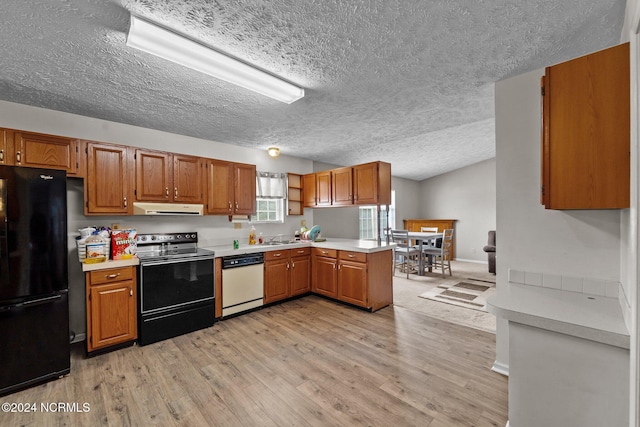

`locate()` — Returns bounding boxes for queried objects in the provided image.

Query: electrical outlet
[300,219,306,227]
[233,222,242,229]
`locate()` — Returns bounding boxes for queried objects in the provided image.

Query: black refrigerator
[0,166,70,396]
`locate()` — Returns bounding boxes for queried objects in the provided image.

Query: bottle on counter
[249,225,257,245]
[84,231,107,263]
[258,232,264,244]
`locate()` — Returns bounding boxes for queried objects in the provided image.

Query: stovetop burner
[136,232,214,262]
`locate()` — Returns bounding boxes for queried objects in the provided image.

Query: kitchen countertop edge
[81,258,140,272]
[205,238,395,258]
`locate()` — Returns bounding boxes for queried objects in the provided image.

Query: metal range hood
[133,202,204,216]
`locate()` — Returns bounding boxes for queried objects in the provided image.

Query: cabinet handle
[273,253,281,257]
[297,250,305,254]
[235,202,239,211]
[228,201,232,211]
[333,263,336,269]
[130,287,133,296]
[165,187,169,198]
[291,261,295,268]
[348,254,355,258]
[16,151,21,163]
[106,273,120,279]
[123,197,128,208]
[286,262,290,270]
[174,187,178,198]
[0,150,4,161]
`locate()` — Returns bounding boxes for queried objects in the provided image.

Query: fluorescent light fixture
[126,15,305,104]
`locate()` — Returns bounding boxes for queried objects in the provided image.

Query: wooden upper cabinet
[205,160,255,216]
[0,129,12,165]
[135,149,172,201]
[332,167,353,206]
[135,150,203,203]
[316,171,332,206]
[303,173,317,207]
[354,161,391,205]
[173,154,203,203]
[7,130,83,176]
[234,162,256,215]
[85,141,132,215]
[206,159,234,214]
[541,42,630,209]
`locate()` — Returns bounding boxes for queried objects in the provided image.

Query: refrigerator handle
[0,179,8,290]
[0,294,63,311]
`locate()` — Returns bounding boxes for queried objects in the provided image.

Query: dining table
[406,231,443,275]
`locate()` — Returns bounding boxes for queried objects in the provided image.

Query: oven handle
[139,256,216,267]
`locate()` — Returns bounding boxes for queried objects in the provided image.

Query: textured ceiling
[0,0,626,180]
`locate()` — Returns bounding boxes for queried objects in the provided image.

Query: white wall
[0,100,315,340]
[419,158,496,262]
[494,69,623,368]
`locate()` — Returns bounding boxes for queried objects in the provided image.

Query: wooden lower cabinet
[85,266,137,353]
[312,248,338,298]
[290,248,311,296]
[265,248,311,304]
[312,248,393,311]
[264,251,291,304]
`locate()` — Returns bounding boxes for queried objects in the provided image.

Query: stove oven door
[138,256,215,345]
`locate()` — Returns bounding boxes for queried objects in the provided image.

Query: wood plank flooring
[1,296,507,426]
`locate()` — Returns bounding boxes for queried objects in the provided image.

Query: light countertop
[487,283,629,349]
[81,257,140,272]
[204,238,395,258]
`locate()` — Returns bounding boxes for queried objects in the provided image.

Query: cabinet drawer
[89,267,134,285]
[264,249,290,261]
[313,248,337,258]
[339,251,367,263]
[291,247,311,257]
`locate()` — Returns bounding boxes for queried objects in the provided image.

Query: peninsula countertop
[204,238,396,258]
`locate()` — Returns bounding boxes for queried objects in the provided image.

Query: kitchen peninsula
[211,238,395,317]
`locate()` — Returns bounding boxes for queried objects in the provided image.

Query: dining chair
[419,226,439,248]
[391,230,421,279]
[422,228,454,277]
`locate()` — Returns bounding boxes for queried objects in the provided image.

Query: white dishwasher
[221,253,264,317]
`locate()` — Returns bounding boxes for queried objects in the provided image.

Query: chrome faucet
[269,234,284,243]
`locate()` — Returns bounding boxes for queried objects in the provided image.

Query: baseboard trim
[454,258,488,264]
[491,360,509,376]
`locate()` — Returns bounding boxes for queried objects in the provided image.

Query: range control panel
[136,232,198,246]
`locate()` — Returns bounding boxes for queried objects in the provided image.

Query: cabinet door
[542,42,630,209]
[85,142,132,215]
[173,154,203,203]
[303,173,316,207]
[332,167,353,206]
[264,258,290,304]
[87,280,137,351]
[338,261,368,307]
[206,159,234,214]
[0,129,14,165]
[291,254,311,296]
[135,149,172,201]
[234,163,256,215]
[316,171,332,206]
[353,162,378,205]
[13,131,79,175]
[312,256,337,298]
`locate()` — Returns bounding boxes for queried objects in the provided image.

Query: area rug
[419,280,495,312]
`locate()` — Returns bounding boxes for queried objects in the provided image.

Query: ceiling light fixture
[126,15,305,104]
[267,147,280,157]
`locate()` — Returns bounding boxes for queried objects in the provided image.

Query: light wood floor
[2,296,507,426]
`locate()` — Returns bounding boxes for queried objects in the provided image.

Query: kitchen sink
[263,241,288,245]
